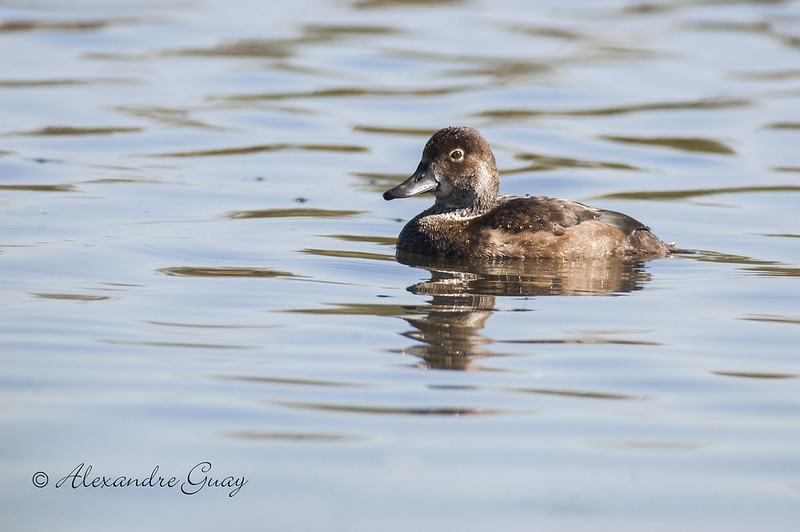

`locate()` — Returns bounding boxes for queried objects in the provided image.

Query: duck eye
[449,149,464,161]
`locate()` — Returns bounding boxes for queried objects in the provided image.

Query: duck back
[397,195,673,259]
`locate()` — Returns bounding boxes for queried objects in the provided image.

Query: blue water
[2,0,799,530]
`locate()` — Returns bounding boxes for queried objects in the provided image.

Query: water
[2,0,800,530]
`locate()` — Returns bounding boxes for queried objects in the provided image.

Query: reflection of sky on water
[2,0,800,530]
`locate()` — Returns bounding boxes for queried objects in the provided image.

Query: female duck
[383,126,682,259]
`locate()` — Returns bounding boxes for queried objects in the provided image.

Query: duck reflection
[396,251,654,370]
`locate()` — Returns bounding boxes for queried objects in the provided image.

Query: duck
[383,126,684,259]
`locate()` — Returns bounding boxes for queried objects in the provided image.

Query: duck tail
[667,242,695,255]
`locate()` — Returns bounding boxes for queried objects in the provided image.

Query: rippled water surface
[2,0,800,530]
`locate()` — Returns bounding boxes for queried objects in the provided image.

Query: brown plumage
[383,126,684,259]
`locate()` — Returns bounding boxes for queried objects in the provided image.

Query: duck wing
[486,196,649,236]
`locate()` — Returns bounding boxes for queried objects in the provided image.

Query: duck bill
[383,161,438,200]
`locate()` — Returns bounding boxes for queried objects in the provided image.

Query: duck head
[383,126,500,212]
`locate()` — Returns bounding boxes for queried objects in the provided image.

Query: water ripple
[600,135,735,155]
[713,371,798,380]
[742,314,800,325]
[278,401,502,417]
[221,375,369,388]
[0,18,140,32]
[33,292,111,301]
[596,185,800,201]
[474,98,751,119]
[227,208,365,219]
[505,387,643,401]
[506,153,641,174]
[158,266,300,278]
[299,248,396,262]
[16,126,142,136]
[0,184,76,192]
[223,431,358,442]
[216,85,471,102]
[152,143,368,158]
